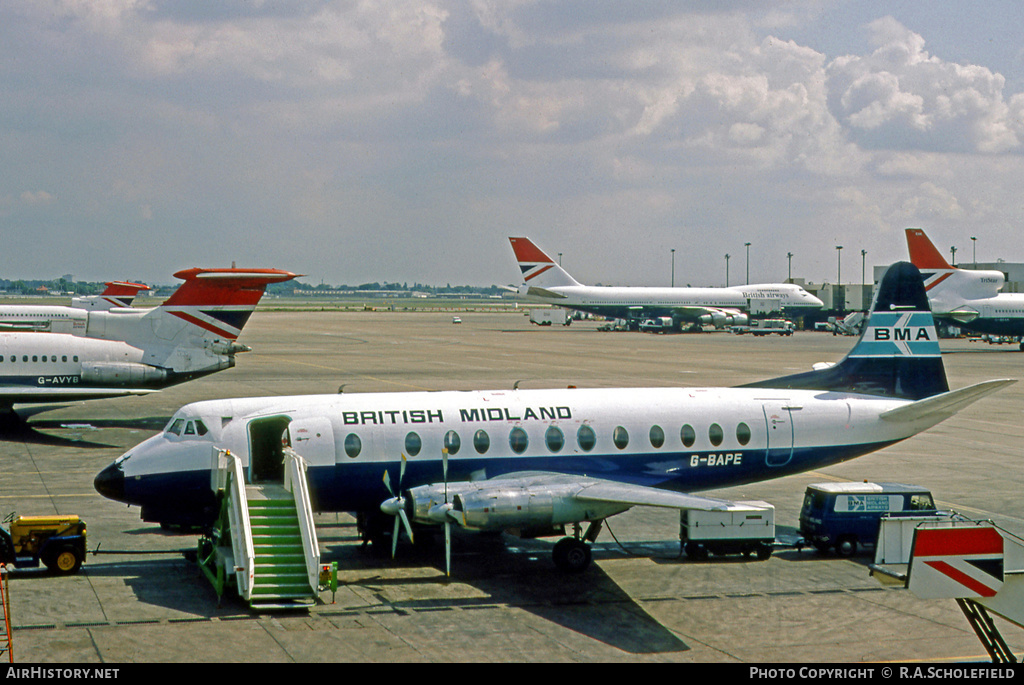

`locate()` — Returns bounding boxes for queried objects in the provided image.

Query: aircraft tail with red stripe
[92,267,297,385]
[509,237,582,289]
[158,268,297,341]
[905,228,1005,304]
[72,281,151,310]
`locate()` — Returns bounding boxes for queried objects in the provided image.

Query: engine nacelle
[406,481,630,532]
[80,361,168,385]
[454,488,555,530]
[700,310,750,328]
[205,339,252,356]
[698,312,726,327]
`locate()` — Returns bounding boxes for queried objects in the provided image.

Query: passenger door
[762,402,799,467]
[287,417,336,468]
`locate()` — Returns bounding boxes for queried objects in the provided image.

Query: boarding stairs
[870,515,1024,663]
[201,447,320,610]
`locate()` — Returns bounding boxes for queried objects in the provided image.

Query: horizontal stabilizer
[525,286,568,300]
[4,387,158,397]
[880,379,1016,424]
[2,387,158,407]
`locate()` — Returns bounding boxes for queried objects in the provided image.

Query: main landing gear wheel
[553,537,592,573]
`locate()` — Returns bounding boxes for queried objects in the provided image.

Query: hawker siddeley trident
[0,267,296,413]
[510,236,822,330]
[95,263,1012,574]
[0,280,151,334]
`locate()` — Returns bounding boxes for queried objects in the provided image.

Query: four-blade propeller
[380,454,415,559]
[379,449,456,577]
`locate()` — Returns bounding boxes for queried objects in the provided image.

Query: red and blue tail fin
[158,267,298,340]
[906,228,954,270]
[509,237,582,288]
[905,228,1005,304]
[71,281,151,310]
[99,281,151,308]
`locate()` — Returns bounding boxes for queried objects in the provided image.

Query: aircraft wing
[486,471,737,511]
[573,479,737,511]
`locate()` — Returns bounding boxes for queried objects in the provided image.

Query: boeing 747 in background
[509,237,822,330]
[906,228,1024,349]
[94,262,1011,578]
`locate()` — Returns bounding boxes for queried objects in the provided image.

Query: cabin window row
[343,422,753,459]
[0,354,80,363]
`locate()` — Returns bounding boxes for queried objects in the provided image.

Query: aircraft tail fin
[509,237,582,289]
[72,281,151,310]
[742,261,949,400]
[906,228,955,270]
[154,267,298,341]
[905,228,1005,304]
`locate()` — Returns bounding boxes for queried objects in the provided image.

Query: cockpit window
[166,417,210,438]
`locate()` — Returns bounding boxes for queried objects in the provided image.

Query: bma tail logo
[855,311,941,357]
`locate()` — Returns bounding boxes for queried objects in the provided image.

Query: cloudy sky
[3,1,1023,288]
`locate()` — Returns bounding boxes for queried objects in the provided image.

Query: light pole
[671,248,675,287]
[861,249,867,310]
[744,242,751,285]
[787,252,793,282]
[950,246,957,266]
[971,236,977,267]
[836,245,843,312]
[558,252,562,266]
[725,254,730,287]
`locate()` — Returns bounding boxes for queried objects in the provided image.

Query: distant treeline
[0,278,109,295]
[0,278,505,298]
[283,281,507,297]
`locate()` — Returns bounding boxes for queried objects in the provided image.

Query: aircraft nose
[94,462,126,503]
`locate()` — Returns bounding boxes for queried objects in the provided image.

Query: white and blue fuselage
[100,383,930,527]
[95,263,1013,540]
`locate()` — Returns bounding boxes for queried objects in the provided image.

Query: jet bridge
[200,447,320,610]
[870,516,1024,663]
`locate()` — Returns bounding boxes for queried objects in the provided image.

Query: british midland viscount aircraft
[94,262,1012,574]
[510,237,822,330]
[0,267,296,412]
[906,228,1024,349]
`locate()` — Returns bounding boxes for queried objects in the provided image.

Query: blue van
[799,482,937,557]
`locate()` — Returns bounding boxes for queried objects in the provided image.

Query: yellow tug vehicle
[0,514,87,575]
